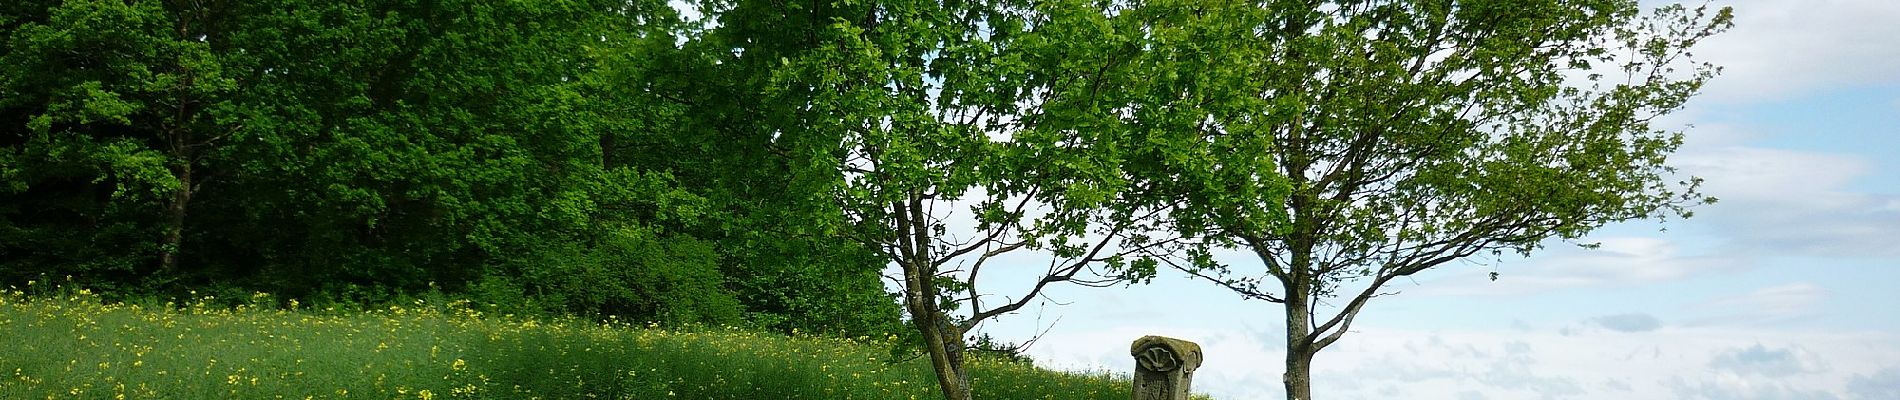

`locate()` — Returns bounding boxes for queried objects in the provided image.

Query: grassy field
[0,285,1143,399]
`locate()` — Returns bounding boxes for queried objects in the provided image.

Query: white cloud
[1306,326,1897,399]
[1677,146,1872,209]
[1665,375,1843,400]
[1848,366,1900,399]
[1676,145,1900,258]
[1411,237,1743,296]
[1690,283,1830,326]
[1708,343,1829,377]
[1019,323,1900,399]
[1689,0,1900,103]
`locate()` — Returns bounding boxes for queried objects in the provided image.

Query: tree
[697,0,1178,398]
[1125,1,1733,399]
[583,1,909,336]
[0,0,245,287]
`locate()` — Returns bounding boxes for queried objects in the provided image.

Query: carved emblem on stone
[1137,345,1179,372]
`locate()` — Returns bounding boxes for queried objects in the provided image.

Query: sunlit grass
[0,284,1145,399]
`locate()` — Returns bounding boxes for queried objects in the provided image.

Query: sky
[964,1,1900,399]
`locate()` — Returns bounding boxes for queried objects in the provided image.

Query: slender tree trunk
[893,190,972,400]
[918,312,972,400]
[158,158,193,274]
[904,272,971,400]
[898,255,972,399]
[158,0,197,276]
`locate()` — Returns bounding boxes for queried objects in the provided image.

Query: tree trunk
[599,130,619,170]
[158,160,192,274]
[1283,347,1314,400]
[1283,283,1314,400]
[918,313,972,400]
[892,190,971,400]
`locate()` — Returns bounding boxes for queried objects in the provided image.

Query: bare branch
[963,223,1127,328]
[935,189,1037,265]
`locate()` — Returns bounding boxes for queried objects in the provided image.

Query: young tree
[699,0,1177,398]
[1126,1,1733,398]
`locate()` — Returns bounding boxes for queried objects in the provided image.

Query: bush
[493,225,742,325]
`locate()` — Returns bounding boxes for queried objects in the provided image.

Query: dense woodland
[1,0,911,336]
[3,1,1728,399]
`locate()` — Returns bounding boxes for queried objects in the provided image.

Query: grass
[0,285,1143,399]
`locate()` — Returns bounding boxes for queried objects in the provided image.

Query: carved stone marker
[1130,336,1203,400]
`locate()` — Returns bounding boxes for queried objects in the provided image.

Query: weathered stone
[1131,335,1202,400]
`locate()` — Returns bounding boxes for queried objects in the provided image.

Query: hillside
[0,288,1153,400]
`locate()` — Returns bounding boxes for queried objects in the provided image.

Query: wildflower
[451,384,478,395]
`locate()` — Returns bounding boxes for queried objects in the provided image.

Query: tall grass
[0,285,1143,399]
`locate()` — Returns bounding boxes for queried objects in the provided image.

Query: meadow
[0,284,1140,400]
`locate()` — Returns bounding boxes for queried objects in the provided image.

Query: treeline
[0,0,901,336]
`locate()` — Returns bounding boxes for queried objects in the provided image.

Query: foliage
[489,225,742,325]
[0,0,904,335]
[579,8,908,337]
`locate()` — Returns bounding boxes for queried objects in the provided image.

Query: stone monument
[1130,335,1202,400]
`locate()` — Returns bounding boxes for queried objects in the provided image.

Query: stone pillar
[1131,335,1203,400]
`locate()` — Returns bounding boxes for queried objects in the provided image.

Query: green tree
[693,1,1181,398]
[0,0,244,287]
[581,0,907,335]
[1126,1,1733,398]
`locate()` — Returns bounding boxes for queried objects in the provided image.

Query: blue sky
[966,1,1900,398]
